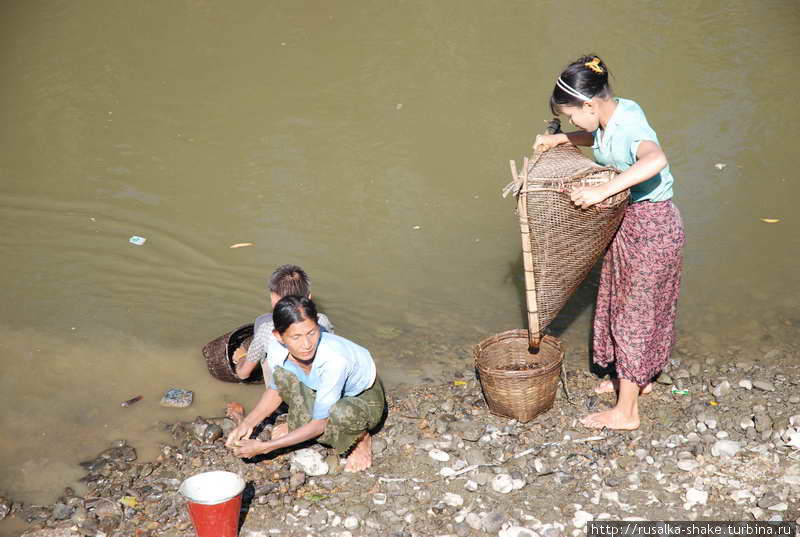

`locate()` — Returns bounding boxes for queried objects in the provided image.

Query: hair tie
[585,57,604,74]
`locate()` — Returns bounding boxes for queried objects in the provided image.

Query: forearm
[241,389,282,428]
[260,419,327,453]
[602,150,667,198]
[236,358,258,379]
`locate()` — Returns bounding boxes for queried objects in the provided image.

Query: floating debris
[714,163,727,170]
[128,236,147,246]
[229,242,254,249]
[120,395,143,407]
[761,218,780,224]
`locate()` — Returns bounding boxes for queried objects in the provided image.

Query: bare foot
[225,402,245,426]
[271,423,289,440]
[594,379,653,395]
[344,432,373,473]
[580,408,640,430]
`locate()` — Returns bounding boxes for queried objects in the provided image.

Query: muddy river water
[0,0,798,518]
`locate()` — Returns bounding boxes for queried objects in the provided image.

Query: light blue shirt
[266,332,377,420]
[592,98,674,203]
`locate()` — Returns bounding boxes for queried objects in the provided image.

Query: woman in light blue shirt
[535,55,685,431]
[226,296,385,472]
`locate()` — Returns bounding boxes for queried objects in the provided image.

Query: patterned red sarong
[592,200,685,387]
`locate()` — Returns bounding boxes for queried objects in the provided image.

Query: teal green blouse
[591,98,674,203]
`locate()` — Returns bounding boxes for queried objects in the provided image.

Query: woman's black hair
[549,55,612,115]
[273,295,318,334]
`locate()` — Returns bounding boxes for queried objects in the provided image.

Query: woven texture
[474,330,563,422]
[518,125,629,345]
[201,324,262,383]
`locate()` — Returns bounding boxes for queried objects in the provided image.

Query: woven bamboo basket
[505,118,629,350]
[474,330,563,422]
[201,324,263,383]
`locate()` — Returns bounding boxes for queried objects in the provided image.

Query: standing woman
[534,55,685,430]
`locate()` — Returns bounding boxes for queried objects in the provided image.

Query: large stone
[290,448,329,476]
[159,389,193,408]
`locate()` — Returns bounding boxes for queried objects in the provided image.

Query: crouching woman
[225,295,385,472]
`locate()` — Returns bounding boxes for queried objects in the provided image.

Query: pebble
[466,512,482,530]
[159,388,193,408]
[738,379,753,390]
[500,527,540,537]
[482,512,507,533]
[372,493,387,505]
[573,510,594,529]
[712,381,731,399]
[740,419,755,430]
[428,449,450,462]
[343,516,359,530]
[677,459,700,472]
[685,488,708,507]
[443,493,463,507]
[753,380,776,392]
[464,480,478,492]
[711,439,741,457]
[491,474,514,494]
[290,448,329,476]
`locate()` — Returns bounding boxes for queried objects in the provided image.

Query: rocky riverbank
[4,344,800,537]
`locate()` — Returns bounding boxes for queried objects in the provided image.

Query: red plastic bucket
[179,471,246,537]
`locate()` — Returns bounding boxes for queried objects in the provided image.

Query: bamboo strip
[517,157,541,351]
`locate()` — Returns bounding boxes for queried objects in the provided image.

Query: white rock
[372,493,387,505]
[464,479,479,491]
[731,490,754,503]
[500,527,539,537]
[290,448,329,476]
[512,478,526,490]
[738,379,753,390]
[786,430,800,449]
[740,419,755,430]
[752,380,776,392]
[439,467,456,477]
[677,459,700,472]
[685,488,708,507]
[573,510,594,529]
[711,439,741,457]
[767,502,788,512]
[491,474,514,494]
[343,516,359,530]
[428,449,450,462]
[705,418,717,429]
[443,493,463,507]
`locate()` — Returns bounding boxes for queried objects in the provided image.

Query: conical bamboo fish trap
[506,119,629,350]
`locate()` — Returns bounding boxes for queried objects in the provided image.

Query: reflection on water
[1,0,799,518]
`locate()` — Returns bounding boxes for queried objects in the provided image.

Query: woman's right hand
[533,133,566,152]
[225,423,254,448]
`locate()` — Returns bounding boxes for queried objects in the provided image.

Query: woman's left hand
[232,439,270,458]
[570,185,610,209]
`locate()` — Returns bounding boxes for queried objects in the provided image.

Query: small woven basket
[474,330,563,422]
[201,324,262,383]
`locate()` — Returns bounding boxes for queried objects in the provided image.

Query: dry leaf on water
[760,219,780,224]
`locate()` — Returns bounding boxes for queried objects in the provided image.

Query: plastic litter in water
[128,236,147,246]
[671,387,690,395]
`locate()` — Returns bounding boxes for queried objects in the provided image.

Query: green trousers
[273,367,386,454]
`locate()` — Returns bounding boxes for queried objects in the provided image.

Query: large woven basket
[505,118,629,349]
[474,330,563,422]
[201,324,263,383]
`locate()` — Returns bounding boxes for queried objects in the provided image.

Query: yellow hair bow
[585,57,604,74]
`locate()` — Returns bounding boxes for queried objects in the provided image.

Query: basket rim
[473,330,563,376]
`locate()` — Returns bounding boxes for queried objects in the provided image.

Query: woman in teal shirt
[535,55,685,431]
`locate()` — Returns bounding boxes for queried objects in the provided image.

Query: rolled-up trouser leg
[272,368,315,432]
[318,377,386,454]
